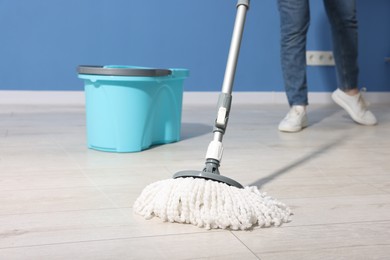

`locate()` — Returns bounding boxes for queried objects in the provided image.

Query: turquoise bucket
[78,65,189,152]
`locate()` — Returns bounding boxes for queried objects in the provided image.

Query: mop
[133,0,292,230]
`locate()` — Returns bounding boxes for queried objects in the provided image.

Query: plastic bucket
[78,65,189,152]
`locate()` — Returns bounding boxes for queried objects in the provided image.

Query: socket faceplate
[306,51,335,66]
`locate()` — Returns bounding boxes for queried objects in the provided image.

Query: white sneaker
[331,88,377,125]
[278,105,308,132]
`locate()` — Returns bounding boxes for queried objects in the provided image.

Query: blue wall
[0,0,389,92]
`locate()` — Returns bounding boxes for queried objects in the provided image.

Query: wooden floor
[0,102,389,259]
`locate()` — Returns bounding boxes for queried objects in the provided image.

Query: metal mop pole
[202,0,250,177]
[174,0,250,188]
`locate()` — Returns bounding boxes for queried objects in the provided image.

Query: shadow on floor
[180,122,212,140]
[249,135,347,188]
[145,123,211,151]
[307,105,340,127]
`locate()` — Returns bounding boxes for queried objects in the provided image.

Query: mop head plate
[133,177,292,230]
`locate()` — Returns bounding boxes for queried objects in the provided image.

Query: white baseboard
[0,91,85,105]
[183,91,390,105]
[1,90,389,105]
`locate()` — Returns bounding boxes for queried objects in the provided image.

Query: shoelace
[288,107,304,118]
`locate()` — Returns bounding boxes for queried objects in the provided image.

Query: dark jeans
[277,0,359,106]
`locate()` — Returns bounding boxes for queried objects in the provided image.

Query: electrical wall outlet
[306,51,335,66]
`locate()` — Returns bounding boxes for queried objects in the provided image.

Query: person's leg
[325,0,377,125]
[277,0,310,132]
[323,0,359,93]
[277,0,310,107]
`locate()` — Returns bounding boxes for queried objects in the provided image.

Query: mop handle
[213,0,249,137]
[204,0,249,166]
[221,0,249,94]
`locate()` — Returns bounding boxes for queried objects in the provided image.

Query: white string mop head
[133,177,292,230]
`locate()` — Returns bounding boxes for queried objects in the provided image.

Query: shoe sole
[278,118,308,133]
[331,91,376,126]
